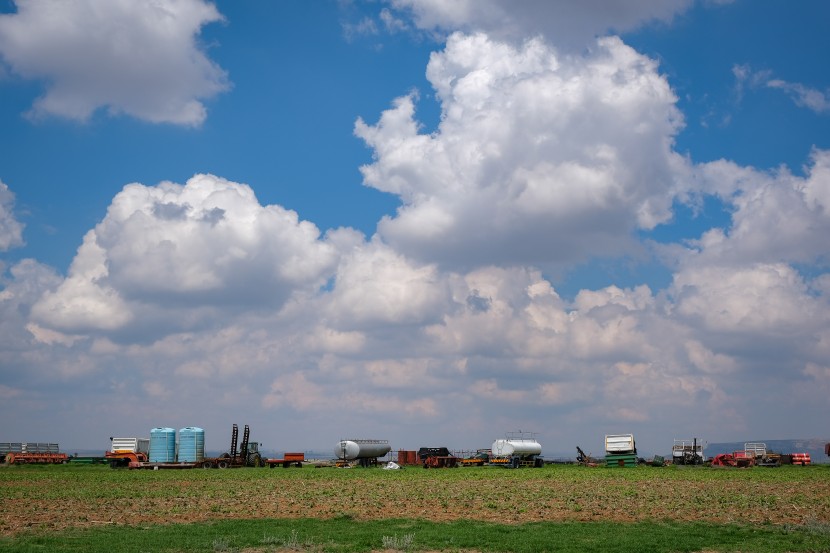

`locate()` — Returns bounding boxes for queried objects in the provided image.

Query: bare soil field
[1,464,828,537]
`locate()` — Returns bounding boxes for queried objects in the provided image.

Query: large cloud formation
[356,33,685,269]
[0,0,228,125]
[31,175,341,337]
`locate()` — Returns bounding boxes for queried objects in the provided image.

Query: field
[1,463,829,552]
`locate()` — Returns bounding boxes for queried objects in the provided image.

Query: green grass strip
[2,517,829,553]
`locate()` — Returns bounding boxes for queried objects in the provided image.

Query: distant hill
[706,438,829,463]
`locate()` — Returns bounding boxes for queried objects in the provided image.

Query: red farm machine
[710,443,783,468]
[1,443,68,465]
[418,447,460,468]
[105,437,150,467]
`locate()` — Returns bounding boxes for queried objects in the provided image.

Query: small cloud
[143,381,172,399]
[342,16,379,42]
[766,79,830,114]
[0,180,25,252]
[25,323,82,347]
[0,384,23,400]
[732,64,829,115]
[379,8,407,34]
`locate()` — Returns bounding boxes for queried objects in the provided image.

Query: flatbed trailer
[129,462,198,470]
[266,452,305,468]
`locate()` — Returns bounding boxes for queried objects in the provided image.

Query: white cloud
[672,149,830,271]
[379,8,408,34]
[0,0,228,126]
[767,80,830,114]
[1,259,63,350]
[31,174,340,335]
[323,239,450,328]
[0,180,24,252]
[389,0,697,48]
[262,372,324,411]
[356,33,685,269]
[342,16,379,42]
[671,263,822,334]
[733,64,830,115]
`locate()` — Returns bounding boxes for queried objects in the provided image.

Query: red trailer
[266,452,305,468]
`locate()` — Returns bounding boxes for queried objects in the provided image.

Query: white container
[491,439,542,457]
[605,434,636,454]
[111,437,150,454]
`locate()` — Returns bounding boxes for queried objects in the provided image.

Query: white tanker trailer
[334,439,391,467]
[490,433,544,468]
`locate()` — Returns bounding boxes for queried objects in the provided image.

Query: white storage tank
[334,439,391,460]
[491,438,543,457]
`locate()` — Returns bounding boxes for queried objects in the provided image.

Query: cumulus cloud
[662,149,830,376]
[671,263,822,334]
[388,0,698,48]
[0,180,24,251]
[356,32,685,270]
[0,0,228,126]
[31,174,340,336]
[323,239,450,329]
[684,150,830,266]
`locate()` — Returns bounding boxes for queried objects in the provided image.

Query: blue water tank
[178,427,204,462]
[149,427,176,463]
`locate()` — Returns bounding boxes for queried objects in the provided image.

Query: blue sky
[1,0,829,457]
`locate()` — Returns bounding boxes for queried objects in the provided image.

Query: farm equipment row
[8,430,825,470]
[709,443,811,468]
[102,424,306,470]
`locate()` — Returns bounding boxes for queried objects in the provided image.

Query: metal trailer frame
[672,438,704,465]
[744,442,767,459]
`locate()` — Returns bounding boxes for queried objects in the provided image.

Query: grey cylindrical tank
[335,439,391,460]
[491,438,542,457]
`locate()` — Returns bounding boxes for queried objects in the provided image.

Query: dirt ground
[2,466,829,537]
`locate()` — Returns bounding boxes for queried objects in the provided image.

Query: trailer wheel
[201,461,214,469]
[217,460,229,469]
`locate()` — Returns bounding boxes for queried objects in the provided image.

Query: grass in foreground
[2,517,830,553]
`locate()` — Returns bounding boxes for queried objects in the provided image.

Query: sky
[1,0,829,458]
